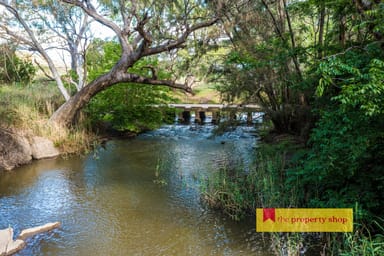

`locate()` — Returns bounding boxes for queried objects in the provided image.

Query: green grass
[200,141,298,220]
[200,137,384,255]
[174,82,221,103]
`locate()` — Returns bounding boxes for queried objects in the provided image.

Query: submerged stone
[3,240,25,256]
[0,227,13,255]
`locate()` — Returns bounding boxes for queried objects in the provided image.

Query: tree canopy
[0,0,223,125]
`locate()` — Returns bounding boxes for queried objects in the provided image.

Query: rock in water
[18,222,61,240]
[30,136,60,160]
[0,129,32,171]
[0,227,13,255]
[3,240,25,256]
[0,222,60,255]
[0,228,25,256]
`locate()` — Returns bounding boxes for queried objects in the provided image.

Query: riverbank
[0,122,141,172]
[0,81,213,172]
[0,128,59,171]
[0,83,97,171]
[0,124,267,255]
[201,131,384,255]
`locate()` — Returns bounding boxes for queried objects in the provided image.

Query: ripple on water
[0,124,273,255]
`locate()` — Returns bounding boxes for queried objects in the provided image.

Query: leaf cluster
[0,44,36,84]
[85,40,176,132]
[290,44,384,223]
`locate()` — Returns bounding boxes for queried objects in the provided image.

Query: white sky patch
[90,21,116,40]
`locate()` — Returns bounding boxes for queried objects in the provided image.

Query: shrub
[0,44,36,84]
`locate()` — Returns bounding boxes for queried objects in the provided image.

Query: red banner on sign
[263,208,276,222]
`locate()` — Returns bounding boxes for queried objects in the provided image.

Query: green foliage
[290,44,384,228]
[212,1,315,136]
[85,40,175,132]
[290,106,384,214]
[0,44,36,84]
[86,40,121,81]
[87,84,174,132]
[317,47,384,116]
[201,0,384,254]
[339,221,384,256]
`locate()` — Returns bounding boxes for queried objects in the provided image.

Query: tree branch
[261,0,284,40]
[59,0,127,49]
[141,65,158,79]
[0,24,34,48]
[0,0,71,101]
[118,72,193,93]
[135,12,153,45]
[282,0,302,79]
[34,59,54,80]
[143,17,220,57]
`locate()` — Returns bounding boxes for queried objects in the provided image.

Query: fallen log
[18,222,61,241]
[0,222,60,256]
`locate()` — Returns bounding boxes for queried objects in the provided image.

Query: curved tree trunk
[49,73,116,126]
[2,0,221,127]
[49,69,194,126]
[47,0,220,126]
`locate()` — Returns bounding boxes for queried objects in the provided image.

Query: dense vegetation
[202,0,384,254]
[0,44,35,84]
[85,41,176,133]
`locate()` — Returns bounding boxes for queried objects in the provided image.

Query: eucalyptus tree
[216,0,312,137]
[51,0,223,126]
[0,0,72,100]
[0,0,92,98]
[213,0,383,138]
[39,1,92,91]
[2,0,222,126]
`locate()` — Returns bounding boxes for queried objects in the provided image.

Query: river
[0,122,273,255]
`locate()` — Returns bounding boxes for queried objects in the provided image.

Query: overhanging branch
[143,17,220,57]
[118,72,193,93]
[34,59,54,80]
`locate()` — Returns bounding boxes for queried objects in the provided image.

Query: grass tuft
[0,82,95,154]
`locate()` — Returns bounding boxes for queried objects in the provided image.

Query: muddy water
[0,124,272,255]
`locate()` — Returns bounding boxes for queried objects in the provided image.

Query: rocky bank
[0,128,60,171]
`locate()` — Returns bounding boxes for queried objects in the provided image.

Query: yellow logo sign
[256,208,353,232]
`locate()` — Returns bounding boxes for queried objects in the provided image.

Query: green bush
[289,46,384,224]
[0,44,36,84]
[87,84,175,132]
[85,40,176,133]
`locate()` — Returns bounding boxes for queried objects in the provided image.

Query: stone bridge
[164,103,263,124]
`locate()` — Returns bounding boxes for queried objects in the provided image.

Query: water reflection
[0,124,271,255]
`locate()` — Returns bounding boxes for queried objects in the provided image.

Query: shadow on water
[0,122,273,255]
